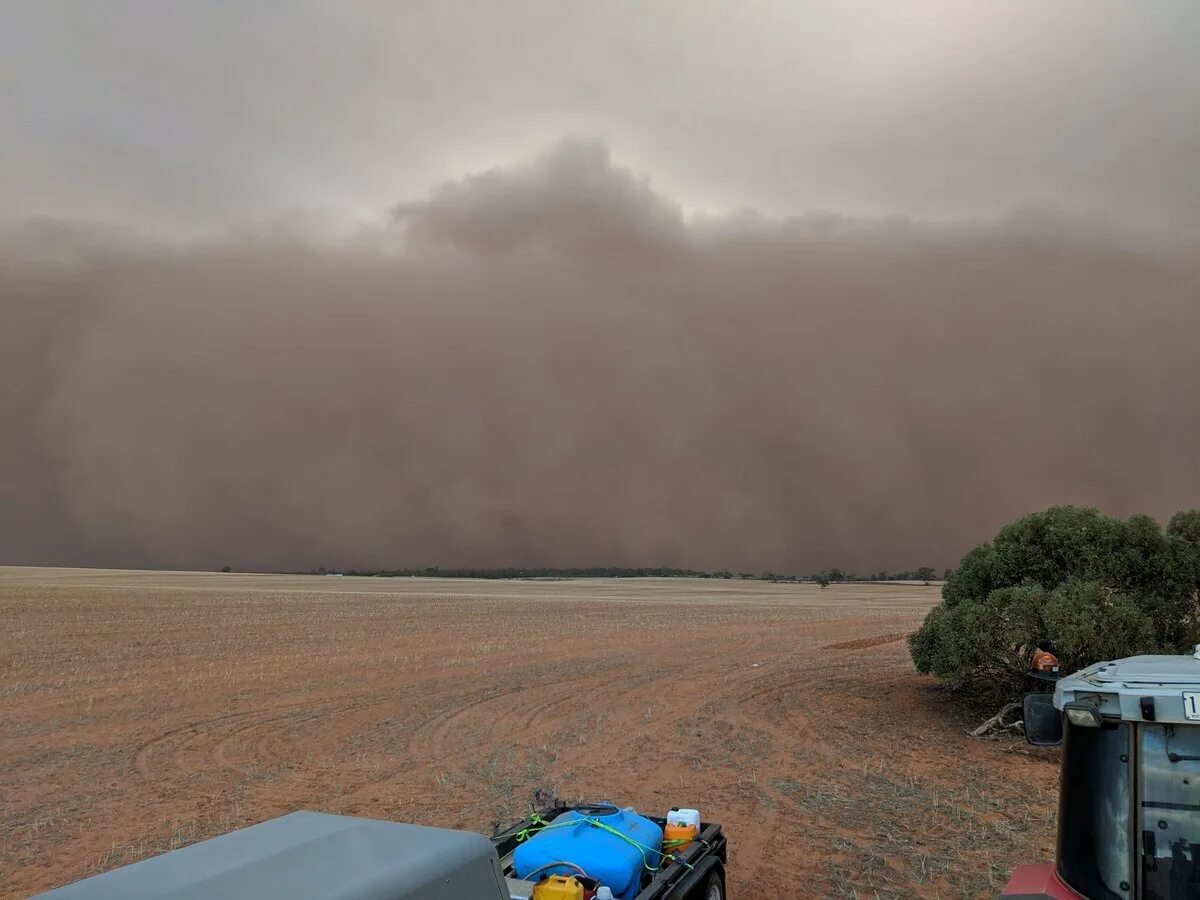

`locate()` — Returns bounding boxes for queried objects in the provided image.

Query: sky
[5,1,1199,237]
[3,2,1200,573]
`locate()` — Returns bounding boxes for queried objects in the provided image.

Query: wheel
[700,870,724,900]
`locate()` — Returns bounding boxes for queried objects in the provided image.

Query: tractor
[1002,648,1200,899]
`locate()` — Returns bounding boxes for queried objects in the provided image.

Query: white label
[1184,692,1200,721]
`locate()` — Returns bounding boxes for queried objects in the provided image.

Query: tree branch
[969,701,1023,737]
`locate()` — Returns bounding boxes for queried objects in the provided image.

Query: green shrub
[909,506,1200,696]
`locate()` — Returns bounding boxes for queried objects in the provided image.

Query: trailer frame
[491,804,727,900]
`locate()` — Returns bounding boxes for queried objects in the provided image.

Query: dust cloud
[4,140,1199,573]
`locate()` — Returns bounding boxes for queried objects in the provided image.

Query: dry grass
[0,567,1057,897]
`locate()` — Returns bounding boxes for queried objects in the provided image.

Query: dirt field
[0,567,1058,897]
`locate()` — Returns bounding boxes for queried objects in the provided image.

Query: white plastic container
[595,888,614,900]
[666,808,701,830]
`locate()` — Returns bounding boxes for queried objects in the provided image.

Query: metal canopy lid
[36,811,509,900]
[1073,652,1200,687]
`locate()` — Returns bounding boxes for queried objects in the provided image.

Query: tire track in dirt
[417,683,541,760]
[134,696,400,793]
[577,651,802,893]
[331,679,581,809]
[542,669,681,772]
[578,633,776,754]
[211,707,335,774]
[379,668,621,764]
[689,657,853,893]
[413,661,657,759]
[822,632,907,651]
[334,663,685,811]
[132,704,309,779]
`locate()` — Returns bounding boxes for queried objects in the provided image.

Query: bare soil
[0,568,1058,897]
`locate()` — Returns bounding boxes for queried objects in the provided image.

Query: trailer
[36,800,726,900]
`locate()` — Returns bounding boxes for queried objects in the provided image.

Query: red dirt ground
[0,568,1058,897]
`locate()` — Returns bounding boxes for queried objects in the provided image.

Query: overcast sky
[4,1,1199,237]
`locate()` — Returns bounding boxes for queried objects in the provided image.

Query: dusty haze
[3,2,1200,571]
[4,140,1199,573]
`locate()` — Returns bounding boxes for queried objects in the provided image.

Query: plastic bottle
[663,808,700,855]
[667,808,701,830]
[595,888,614,900]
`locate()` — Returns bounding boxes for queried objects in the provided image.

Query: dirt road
[0,568,1057,897]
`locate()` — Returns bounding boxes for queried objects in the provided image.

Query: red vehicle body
[1002,863,1080,899]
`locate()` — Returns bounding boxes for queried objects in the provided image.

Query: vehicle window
[1141,724,1200,900]
[1058,721,1131,899]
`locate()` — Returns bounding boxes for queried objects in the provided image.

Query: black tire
[698,870,724,900]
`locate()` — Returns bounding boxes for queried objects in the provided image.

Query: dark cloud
[394,140,686,257]
[3,142,1199,573]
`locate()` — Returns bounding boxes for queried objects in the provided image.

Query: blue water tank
[512,807,663,900]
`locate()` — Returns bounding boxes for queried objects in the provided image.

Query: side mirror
[1023,692,1063,745]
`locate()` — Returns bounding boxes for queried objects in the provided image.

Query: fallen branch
[969,701,1023,738]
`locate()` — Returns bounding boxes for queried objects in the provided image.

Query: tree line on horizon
[252,564,950,582]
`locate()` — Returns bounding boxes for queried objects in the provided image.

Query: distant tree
[943,568,953,580]
[813,572,832,589]
[915,566,936,584]
[220,565,232,573]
